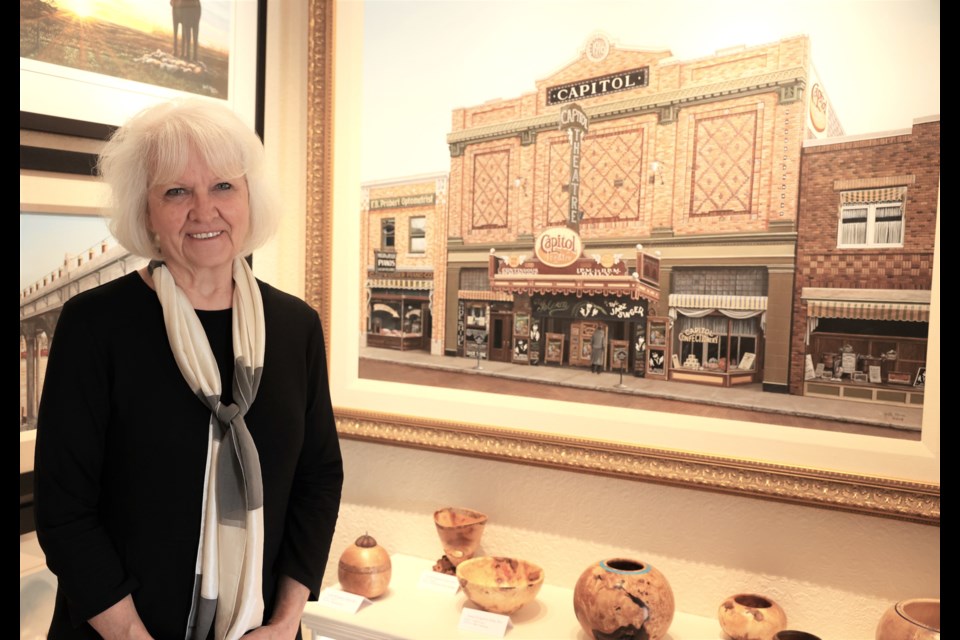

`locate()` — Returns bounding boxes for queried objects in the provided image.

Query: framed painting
[20,0,263,131]
[308,0,938,524]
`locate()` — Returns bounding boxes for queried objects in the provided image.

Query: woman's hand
[245,575,311,639]
[244,622,300,639]
[88,595,154,640]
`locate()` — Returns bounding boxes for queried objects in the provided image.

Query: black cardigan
[35,272,343,638]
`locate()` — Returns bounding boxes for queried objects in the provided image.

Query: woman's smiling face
[146,148,250,281]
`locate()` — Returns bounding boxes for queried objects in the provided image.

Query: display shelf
[303,554,722,640]
[804,379,924,406]
[669,368,756,387]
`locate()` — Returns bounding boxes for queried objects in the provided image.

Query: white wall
[255,0,308,297]
[257,6,939,639]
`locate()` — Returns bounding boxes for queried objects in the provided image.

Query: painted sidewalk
[359,347,923,432]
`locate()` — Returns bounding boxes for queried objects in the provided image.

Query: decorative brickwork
[546,128,645,225]
[471,149,510,230]
[690,111,757,216]
[438,35,816,379]
[800,252,932,284]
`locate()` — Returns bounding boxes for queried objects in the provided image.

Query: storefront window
[370,300,423,336]
[675,315,759,371]
[807,318,927,385]
[371,302,401,335]
[677,316,724,370]
[404,307,422,335]
[728,317,758,370]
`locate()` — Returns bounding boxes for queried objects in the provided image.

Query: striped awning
[840,186,906,205]
[668,294,768,311]
[458,289,514,302]
[801,288,930,322]
[491,275,660,302]
[368,278,433,291]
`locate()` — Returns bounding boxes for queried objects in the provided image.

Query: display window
[368,294,431,351]
[370,300,425,336]
[371,302,401,335]
[806,319,927,385]
[674,315,759,372]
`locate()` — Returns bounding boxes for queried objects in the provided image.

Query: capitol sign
[535,227,583,268]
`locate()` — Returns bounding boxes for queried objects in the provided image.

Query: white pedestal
[303,554,723,639]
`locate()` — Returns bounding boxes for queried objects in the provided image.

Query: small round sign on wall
[809,82,828,133]
[535,226,583,268]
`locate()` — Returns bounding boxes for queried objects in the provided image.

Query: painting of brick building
[440,34,823,391]
[791,118,939,406]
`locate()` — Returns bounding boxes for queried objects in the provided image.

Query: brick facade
[361,174,448,353]
[440,35,823,387]
[788,118,940,393]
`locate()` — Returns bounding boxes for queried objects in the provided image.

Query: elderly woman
[35,100,343,639]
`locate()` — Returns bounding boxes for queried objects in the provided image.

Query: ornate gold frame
[304,0,939,526]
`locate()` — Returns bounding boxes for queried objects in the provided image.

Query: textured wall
[323,438,939,638]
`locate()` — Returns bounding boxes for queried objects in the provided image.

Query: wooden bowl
[434,507,487,567]
[456,556,544,615]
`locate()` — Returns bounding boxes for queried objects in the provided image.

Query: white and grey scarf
[150,258,265,640]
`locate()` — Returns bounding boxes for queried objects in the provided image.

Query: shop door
[645,316,670,379]
[419,303,432,351]
[489,313,513,362]
[569,321,608,368]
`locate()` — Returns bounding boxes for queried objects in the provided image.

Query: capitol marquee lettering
[540,233,576,253]
[547,67,649,105]
[559,106,589,130]
[560,103,588,226]
[534,227,583,268]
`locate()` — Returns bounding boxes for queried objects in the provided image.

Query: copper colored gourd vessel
[338,533,392,599]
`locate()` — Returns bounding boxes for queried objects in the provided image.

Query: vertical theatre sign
[559,103,588,228]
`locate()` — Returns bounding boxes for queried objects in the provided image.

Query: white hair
[98,99,279,260]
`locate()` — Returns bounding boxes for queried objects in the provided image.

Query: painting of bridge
[20,218,144,431]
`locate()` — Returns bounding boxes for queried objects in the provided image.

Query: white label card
[317,588,369,614]
[418,570,461,594]
[458,608,512,637]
